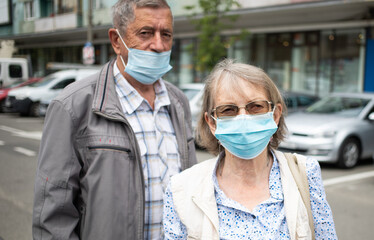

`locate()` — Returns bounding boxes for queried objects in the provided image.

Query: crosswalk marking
[324,171,374,186]
[0,125,42,140]
[13,147,36,157]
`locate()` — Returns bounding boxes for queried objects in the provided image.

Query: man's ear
[108,28,121,55]
[205,112,216,135]
[273,103,283,125]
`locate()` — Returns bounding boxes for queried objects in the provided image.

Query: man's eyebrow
[138,26,154,31]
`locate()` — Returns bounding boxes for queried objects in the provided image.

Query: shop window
[319,29,365,96]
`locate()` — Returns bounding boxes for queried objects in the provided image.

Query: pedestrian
[32,0,197,239]
[163,59,337,239]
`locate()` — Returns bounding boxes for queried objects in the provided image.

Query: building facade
[1,0,374,96]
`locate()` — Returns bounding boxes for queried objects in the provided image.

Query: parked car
[0,77,41,112]
[279,92,374,168]
[5,69,99,116]
[283,91,320,113]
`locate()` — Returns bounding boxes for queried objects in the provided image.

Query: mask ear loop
[115,29,130,68]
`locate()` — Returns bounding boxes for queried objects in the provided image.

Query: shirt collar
[113,61,171,114]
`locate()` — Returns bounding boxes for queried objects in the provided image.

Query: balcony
[34,13,78,33]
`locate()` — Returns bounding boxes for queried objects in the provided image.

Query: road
[0,113,373,240]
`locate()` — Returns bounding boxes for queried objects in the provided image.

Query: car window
[9,64,23,78]
[51,78,75,89]
[284,97,296,109]
[30,75,57,87]
[298,96,317,107]
[306,97,370,117]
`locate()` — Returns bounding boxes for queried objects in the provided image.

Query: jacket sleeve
[32,100,81,240]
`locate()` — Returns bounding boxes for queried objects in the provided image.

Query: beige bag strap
[284,152,315,240]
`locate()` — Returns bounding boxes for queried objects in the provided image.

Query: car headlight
[313,130,337,138]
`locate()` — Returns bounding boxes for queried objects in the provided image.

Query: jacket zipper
[87,145,131,152]
[93,110,145,239]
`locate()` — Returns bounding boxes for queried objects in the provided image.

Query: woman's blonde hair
[196,59,287,156]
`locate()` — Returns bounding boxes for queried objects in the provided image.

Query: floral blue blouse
[163,153,338,239]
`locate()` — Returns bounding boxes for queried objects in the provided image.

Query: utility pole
[87,0,93,43]
[83,0,95,65]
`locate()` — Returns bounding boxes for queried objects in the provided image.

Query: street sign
[83,42,95,65]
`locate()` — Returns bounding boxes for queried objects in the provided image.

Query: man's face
[121,7,173,60]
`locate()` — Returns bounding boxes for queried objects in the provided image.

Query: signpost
[83,42,95,65]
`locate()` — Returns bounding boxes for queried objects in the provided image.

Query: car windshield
[7,80,24,88]
[306,96,370,117]
[29,75,56,87]
[181,88,200,101]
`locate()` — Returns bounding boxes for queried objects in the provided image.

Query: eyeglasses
[211,100,274,119]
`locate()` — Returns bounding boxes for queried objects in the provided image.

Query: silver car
[279,92,374,168]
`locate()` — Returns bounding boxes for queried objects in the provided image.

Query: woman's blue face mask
[213,110,278,160]
[116,29,172,85]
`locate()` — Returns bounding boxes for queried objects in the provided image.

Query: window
[93,0,104,9]
[52,78,75,89]
[24,1,36,20]
[56,0,76,14]
[9,65,23,78]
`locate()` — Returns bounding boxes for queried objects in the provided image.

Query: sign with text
[83,42,95,65]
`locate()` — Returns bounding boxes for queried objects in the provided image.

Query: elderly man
[32,0,197,239]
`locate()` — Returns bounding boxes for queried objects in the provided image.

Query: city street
[0,113,373,240]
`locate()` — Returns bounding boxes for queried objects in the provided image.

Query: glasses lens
[245,100,270,115]
[215,105,239,118]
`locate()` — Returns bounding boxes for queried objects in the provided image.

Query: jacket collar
[91,60,190,169]
[92,60,126,120]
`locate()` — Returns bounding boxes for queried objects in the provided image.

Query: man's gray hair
[112,0,171,35]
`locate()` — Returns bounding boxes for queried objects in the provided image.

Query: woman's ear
[205,112,216,135]
[273,103,283,125]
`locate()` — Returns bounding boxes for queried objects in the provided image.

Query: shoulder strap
[284,152,315,239]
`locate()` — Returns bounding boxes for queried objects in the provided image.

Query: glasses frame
[211,100,274,119]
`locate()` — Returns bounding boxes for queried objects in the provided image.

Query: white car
[6,68,99,116]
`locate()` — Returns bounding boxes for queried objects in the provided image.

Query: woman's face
[205,78,282,135]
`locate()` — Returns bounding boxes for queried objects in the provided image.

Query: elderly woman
[163,59,337,240]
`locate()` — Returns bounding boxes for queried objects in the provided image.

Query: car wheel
[338,138,360,169]
[30,102,40,117]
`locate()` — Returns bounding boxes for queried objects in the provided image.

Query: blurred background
[0,0,374,239]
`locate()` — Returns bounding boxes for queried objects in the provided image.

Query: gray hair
[112,0,171,35]
[196,59,288,156]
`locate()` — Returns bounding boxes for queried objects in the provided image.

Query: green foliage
[184,0,248,75]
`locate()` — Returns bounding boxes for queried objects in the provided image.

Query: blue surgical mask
[213,112,278,160]
[116,29,172,85]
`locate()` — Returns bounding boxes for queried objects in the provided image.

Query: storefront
[167,28,368,97]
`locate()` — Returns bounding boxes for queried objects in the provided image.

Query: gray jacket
[32,61,197,240]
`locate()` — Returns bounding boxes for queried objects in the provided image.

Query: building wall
[0,0,373,94]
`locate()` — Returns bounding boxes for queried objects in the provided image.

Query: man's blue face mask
[213,111,278,160]
[116,29,172,85]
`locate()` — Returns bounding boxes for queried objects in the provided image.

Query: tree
[185,0,248,76]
